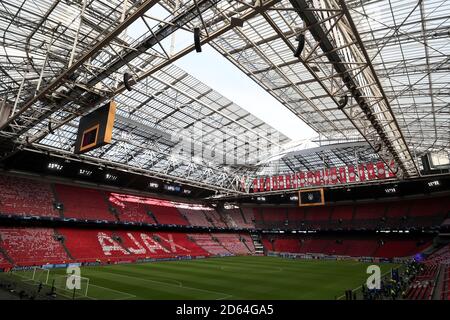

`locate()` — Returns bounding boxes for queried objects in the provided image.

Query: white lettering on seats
[156,234,190,253]
[140,233,170,253]
[97,232,129,256]
[125,233,146,255]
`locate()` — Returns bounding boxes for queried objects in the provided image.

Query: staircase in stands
[0,246,14,265]
[250,233,264,255]
[53,229,74,260]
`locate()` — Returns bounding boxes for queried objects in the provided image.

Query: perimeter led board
[74,101,116,154]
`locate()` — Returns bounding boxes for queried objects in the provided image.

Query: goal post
[19,267,50,284]
[52,274,90,298]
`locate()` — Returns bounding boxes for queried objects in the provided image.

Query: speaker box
[194,27,202,52]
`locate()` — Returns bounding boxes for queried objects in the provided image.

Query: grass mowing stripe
[10,257,400,300]
[85,268,230,300]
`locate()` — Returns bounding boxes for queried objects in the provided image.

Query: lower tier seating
[58,228,210,263]
[442,265,450,300]
[0,225,438,269]
[0,228,70,266]
[0,227,258,267]
[0,252,10,269]
[188,234,230,255]
[212,233,253,255]
[373,240,430,258]
[262,234,432,258]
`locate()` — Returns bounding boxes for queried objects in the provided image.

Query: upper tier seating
[354,203,385,220]
[287,208,305,228]
[177,208,212,227]
[148,204,188,226]
[386,201,409,217]
[222,209,254,229]
[0,228,70,266]
[203,210,227,228]
[108,193,156,224]
[241,208,255,227]
[0,175,58,217]
[330,206,353,221]
[263,208,286,222]
[305,207,331,221]
[188,234,230,255]
[409,199,444,217]
[55,184,116,221]
[254,196,449,231]
[212,233,252,255]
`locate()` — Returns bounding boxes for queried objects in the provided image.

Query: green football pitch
[6,256,398,300]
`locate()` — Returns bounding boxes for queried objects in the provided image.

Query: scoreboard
[74,101,116,154]
[298,188,325,207]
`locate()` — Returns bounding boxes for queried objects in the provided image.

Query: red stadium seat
[178,207,212,227]
[108,193,156,224]
[148,204,188,226]
[0,227,70,266]
[212,233,253,255]
[55,184,116,221]
[0,175,58,218]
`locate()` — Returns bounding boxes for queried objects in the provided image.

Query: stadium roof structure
[0,0,449,195]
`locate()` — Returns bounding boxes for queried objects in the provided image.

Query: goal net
[19,267,50,284]
[51,275,90,299]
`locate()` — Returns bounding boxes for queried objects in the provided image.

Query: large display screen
[299,188,325,207]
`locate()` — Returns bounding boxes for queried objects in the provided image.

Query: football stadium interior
[0,0,449,302]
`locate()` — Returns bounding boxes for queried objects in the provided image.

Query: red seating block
[148,204,188,226]
[59,228,209,263]
[179,208,212,227]
[0,227,70,266]
[212,233,252,255]
[55,184,115,221]
[223,209,254,228]
[188,234,229,255]
[0,175,58,218]
[108,193,156,224]
[0,252,10,269]
[331,205,353,220]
